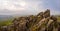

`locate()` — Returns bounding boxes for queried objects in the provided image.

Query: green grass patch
[0,19,13,26]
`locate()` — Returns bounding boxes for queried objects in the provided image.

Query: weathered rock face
[43,9,50,18]
[0,9,59,31]
[37,12,43,18]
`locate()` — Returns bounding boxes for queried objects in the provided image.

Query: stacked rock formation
[0,9,59,31]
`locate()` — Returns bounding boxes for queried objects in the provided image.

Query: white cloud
[0,0,46,15]
[0,0,60,15]
[0,0,27,11]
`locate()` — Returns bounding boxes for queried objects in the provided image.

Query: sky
[0,0,60,15]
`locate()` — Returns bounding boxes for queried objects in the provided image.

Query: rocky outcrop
[0,9,59,31]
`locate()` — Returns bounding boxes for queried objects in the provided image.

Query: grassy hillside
[0,19,13,26]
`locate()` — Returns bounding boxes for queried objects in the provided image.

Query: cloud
[0,0,43,15]
[0,0,60,15]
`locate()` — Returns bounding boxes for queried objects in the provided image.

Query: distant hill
[0,15,14,21]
